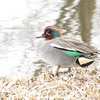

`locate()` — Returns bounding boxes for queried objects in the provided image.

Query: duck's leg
[68,67,71,72]
[56,65,61,76]
[56,66,71,76]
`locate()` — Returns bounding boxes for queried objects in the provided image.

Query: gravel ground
[0,66,100,100]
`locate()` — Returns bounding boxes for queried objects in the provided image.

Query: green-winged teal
[37,26,100,75]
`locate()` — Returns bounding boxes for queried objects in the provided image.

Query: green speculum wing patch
[64,50,81,57]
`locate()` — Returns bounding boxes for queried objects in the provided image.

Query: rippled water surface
[0,0,100,77]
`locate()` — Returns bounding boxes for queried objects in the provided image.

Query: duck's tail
[76,55,94,67]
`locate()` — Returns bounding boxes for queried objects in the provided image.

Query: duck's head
[37,26,62,40]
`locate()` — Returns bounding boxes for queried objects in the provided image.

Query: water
[0,0,100,77]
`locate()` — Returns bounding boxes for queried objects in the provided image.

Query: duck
[37,26,100,75]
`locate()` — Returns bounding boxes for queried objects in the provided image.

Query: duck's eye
[47,30,50,33]
[46,30,51,35]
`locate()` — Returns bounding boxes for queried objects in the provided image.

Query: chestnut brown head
[43,26,62,40]
[37,26,62,40]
